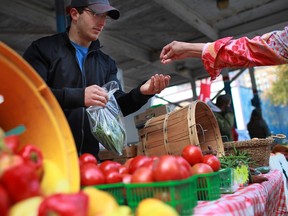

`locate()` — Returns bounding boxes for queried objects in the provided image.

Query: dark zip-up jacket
[23,32,152,159]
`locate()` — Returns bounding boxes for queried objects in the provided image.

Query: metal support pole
[222,68,232,96]
[249,67,261,108]
[190,76,198,101]
[55,0,66,33]
[221,68,237,128]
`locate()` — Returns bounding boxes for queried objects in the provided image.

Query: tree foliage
[265,65,288,106]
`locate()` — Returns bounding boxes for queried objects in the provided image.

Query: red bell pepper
[38,192,89,216]
[3,135,20,153]
[17,144,43,178]
[0,153,23,177]
[0,163,41,203]
[0,184,11,216]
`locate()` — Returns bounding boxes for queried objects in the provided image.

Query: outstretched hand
[140,74,171,95]
[160,41,205,64]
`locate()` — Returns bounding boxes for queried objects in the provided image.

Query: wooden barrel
[139,100,224,157]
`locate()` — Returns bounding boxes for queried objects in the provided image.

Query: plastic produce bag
[86,81,126,156]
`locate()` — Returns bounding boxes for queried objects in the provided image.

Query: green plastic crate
[194,171,221,201]
[219,168,238,194]
[125,176,197,216]
[94,182,126,205]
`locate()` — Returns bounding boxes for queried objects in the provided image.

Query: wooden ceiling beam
[99,32,151,63]
[153,0,219,40]
[1,0,56,30]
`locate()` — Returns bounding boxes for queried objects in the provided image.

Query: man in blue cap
[23,0,171,160]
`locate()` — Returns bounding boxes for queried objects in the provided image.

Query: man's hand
[140,74,171,95]
[84,85,108,107]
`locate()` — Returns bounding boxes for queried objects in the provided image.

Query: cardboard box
[134,105,169,129]
[136,141,145,156]
[98,145,138,164]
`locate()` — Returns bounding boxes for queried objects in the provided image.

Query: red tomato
[175,156,191,172]
[98,160,120,173]
[190,163,213,176]
[152,155,182,181]
[179,165,191,179]
[119,166,129,174]
[140,159,156,170]
[104,170,122,184]
[202,154,221,172]
[121,173,132,184]
[175,156,191,178]
[80,163,105,186]
[79,153,97,167]
[131,167,154,183]
[128,155,152,174]
[182,145,203,166]
[123,158,133,168]
[150,156,159,161]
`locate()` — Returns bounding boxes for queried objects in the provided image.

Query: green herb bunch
[220,146,254,169]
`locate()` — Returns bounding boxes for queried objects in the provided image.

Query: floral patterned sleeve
[202,25,288,80]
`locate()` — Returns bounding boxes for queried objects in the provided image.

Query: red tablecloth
[194,169,288,216]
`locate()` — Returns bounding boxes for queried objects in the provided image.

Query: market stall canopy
[0,0,287,91]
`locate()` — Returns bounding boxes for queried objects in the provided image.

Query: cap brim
[89,4,120,20]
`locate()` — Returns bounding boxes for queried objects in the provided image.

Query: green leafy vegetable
[220,146,254,169]
[93,117,126,155]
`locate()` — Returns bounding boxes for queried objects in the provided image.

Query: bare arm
[160,41,206,64]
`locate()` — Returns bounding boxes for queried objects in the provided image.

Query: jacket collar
[62,30,101,51]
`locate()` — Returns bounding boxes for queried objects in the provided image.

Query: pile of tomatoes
[182,145,221,175]
[79,144,221,186]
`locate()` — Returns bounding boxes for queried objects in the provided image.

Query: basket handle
[163,112,172,154]
[142,133,149,156]
[189,123,206,145]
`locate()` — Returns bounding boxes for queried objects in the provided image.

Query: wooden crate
[139,101,224,157]
[98,145,137,164]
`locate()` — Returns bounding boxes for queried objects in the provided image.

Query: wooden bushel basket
[139,101,224,157]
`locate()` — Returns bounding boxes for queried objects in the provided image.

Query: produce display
[0,134,133,216]
[80,145,221,187]
[1,121,256,216]
[1,41,266,215]
[80,145,222,214]
[1,123,224,215]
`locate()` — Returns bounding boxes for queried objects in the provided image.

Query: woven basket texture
[224,138,274,168]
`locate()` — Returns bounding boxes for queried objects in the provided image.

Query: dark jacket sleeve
[106,60,153,117]
[115,82,153,116]
[23,40,85,109]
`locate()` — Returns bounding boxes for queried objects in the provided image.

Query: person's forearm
[183,42,206,58]
[202,26,288,80]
